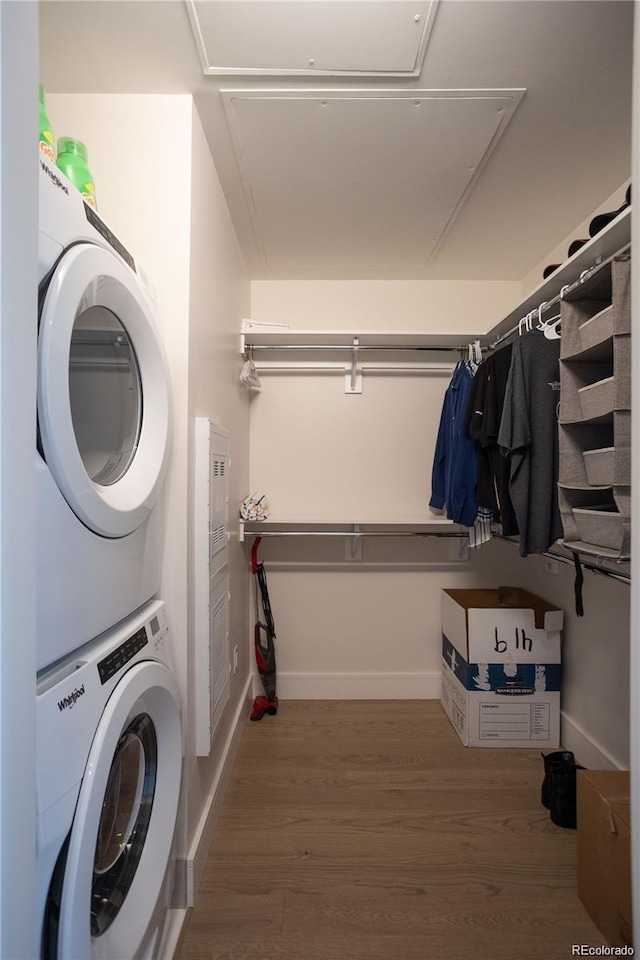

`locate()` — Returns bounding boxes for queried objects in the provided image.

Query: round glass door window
[91,713,157,937]
[69,306,142,486]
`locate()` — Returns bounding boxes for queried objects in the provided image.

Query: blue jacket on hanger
[429,361,478,527]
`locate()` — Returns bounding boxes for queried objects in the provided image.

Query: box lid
[443,587,564,633]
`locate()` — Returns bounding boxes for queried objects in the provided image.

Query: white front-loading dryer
[37,158,171,671]
[36,600,182,960]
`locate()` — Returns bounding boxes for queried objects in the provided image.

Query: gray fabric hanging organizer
[558,254,631,560]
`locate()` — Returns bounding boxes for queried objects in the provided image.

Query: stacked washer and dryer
[36,157,182,960]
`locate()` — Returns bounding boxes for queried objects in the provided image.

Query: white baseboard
[275,671,442,700]
[560,710,626,770]
[182,675,252,907]
[162,907,188,960]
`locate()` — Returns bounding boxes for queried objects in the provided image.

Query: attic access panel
[221,88,525,276]
[186,0,439,76]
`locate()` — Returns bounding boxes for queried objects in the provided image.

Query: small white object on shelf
[241,318,290,333]
[240,493,270,521]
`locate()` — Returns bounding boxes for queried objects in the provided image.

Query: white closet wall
[250,372,451,521]
[252,279,521,331]
[1,7,38,956]
[469,541,630,769]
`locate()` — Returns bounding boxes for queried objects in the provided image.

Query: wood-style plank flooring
[178,700,601,960]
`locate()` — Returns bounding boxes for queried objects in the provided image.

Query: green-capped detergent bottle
[56,137,98,210]
[39,84,56,162]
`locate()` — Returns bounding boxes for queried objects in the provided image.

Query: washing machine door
[38,243,170,538]
[54,660,182,960]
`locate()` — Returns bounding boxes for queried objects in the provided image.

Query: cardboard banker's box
[440,587,563,748]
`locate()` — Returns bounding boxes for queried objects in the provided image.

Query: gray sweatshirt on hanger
[498,329,563,557]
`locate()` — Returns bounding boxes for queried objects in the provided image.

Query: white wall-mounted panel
[194,418,230,756]
[222,88,524,275]
[186,0,438,77]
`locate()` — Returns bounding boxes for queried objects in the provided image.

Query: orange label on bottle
[39,140,56,161]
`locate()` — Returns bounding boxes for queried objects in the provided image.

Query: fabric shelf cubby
[558,254,631,559]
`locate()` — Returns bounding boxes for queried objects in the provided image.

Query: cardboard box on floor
[577,770,632,949]
[440,587,563,748]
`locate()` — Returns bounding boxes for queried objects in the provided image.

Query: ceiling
[39,0,633,281]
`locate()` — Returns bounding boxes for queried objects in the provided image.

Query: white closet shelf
[238,515,467,541]
[486,206,631,348]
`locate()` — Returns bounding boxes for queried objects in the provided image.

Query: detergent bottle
[38,84,56,162]
[56,137,98,210]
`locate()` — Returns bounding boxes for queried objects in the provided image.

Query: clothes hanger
[532,301,561,340]
[467,338,482,370]
[535,302,548,331]
[543,312,562,340]
[542,285,572,340]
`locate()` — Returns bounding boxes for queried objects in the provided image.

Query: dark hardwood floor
[178,700,601,960]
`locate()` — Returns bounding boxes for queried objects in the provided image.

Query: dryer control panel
[147,607,169,653]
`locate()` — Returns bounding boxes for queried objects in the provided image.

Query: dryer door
[38,243,170,538]
[55,660,182,960]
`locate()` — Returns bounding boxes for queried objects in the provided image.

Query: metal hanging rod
[489,292,565,352]
[488,242,631,352]
[247,343,464,353]
[495,535,630,585]
[541,549,630,585]
[255,362,453,375]
[247,530,468,538]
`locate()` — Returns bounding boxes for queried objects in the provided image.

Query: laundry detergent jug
[56,136,97,209]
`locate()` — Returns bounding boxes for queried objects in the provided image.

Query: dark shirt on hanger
[498,330,563,557]
[466,344,519,536]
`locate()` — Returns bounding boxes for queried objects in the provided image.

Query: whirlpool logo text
[57,684,85,712]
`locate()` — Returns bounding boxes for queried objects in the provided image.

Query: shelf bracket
[345,524,363,560]
[345,337,363,394]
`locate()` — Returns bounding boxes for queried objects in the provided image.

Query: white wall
[474,540,630,770]
[251,278,521,334]
[256,545,503,700]
[0,5,38,957]
[250,370,454,522]
[184,102,251,863]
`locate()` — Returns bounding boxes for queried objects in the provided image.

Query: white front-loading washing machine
[37,158,171,671]
[36,600,182,960]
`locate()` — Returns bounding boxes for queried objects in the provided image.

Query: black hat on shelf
[567,238,589,258]
[588,183,632,238]
[541,184,631,282]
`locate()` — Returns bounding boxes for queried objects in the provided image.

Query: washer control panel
[97,626,148,685]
